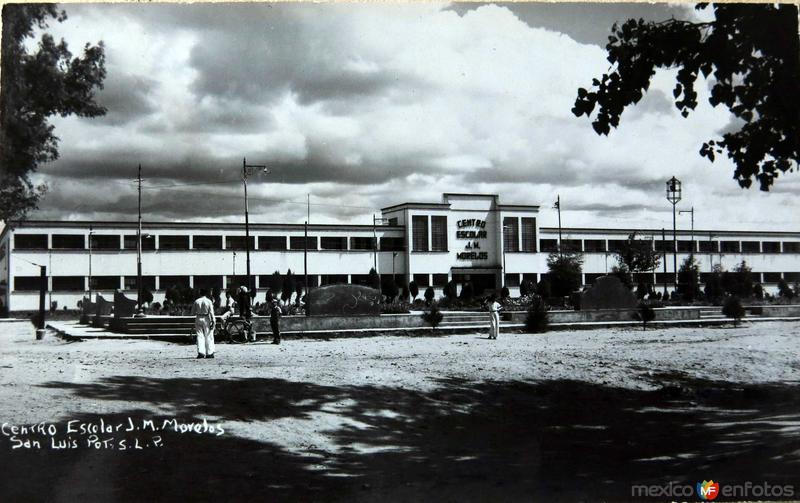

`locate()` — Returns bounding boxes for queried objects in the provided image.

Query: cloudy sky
[28,2,799,231]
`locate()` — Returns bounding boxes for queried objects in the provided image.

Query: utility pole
[88,225,93,302]
[241,158,268,294]
[662,228,668,297]
[136,164,145,316]
[37,265,46,339]
[304,220,309,316]
[555,195,562,257]
[666,177,682,294]
[679,206,695,250]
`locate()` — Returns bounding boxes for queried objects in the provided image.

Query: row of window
[409,216,538,252]
[12,234,405,252]
[539,239,800,254]
[412,216,448,252]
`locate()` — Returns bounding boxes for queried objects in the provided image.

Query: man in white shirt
[488,295,502,340]
[191,289,216,358]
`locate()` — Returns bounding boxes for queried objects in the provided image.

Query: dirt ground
[1,321,799,502]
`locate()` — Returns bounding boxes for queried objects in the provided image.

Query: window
[159,235,189,250]
[763,272,782,283]
[193,235,222,250]
[699,273,714,284]
[305,275,319,288]
[431,216,448,252]
[123,235,156,250]
[584,273,604,285]
[225,236,255,251]
[655,272,674,284]
[388,217,398,226]
[90,235,121,250]
[52,234,84,249]
[413,274,430,287]
[321,236,348,250]
[762,241,780,253]
[90,276,119,290]
[698,241,718,253]
[521,218,537,252]
[412,216,428,252]
[380,237,404,252]
[583,239,606,252]
[350,274,371,286]
[504,274,520,287]
[522,273,538,284]
[539,239,558,252]
[290,236,318,250]
[14,234,47,249]
[608,239,629,253]
[123,276,156,290]
[225,275,249,290]
[14,276,42,291]
[350,237,374,250]
[633,273,655,285]
[161,275,190,289]
[432,274,449,287]
[259,236,286,250]
[678,240,695,253]
[321,274,347,285]
[562,239,581,252]
[54,276,85,291]
[783,242,800,253]
[720,241,740,252]
[503,217,519,252]
[785,272,800,282]
[193,275,223,289]
[741,241,760,253]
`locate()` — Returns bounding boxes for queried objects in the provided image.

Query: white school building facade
[2,193,800,312]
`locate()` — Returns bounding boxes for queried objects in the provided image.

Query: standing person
[269,299,282,344]
[191,289,215,358]
[488,294,502,340]
[237,286,254,342]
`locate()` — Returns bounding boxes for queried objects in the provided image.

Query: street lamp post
[241,158,269,294]
[679,206,695,254]
[666,177,682,292]
[88,226,94,302]
[373,215,389,274]
[135,164,145,317]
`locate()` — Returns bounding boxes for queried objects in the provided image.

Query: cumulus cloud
[27,2,798,233]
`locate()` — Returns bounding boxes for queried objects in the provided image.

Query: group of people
[191,286,282,359]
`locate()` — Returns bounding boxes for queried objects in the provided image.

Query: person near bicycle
[270,298,282,345]
[191,289,216,358]
[220,290,237,323]
[237,285,254,342]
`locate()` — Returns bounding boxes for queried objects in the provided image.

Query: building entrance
[452,271,498,297]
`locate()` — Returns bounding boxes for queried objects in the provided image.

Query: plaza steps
[698,307,763,320]
[439,311,491,328]
[113,315,207,336]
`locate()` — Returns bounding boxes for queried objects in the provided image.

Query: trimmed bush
[409,281,419,300]
[722,296,745,327]
[524,296,549,333]
[424,286,435,305]
[422,302,444,329]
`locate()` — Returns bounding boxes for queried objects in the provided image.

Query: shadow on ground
[2,372,799,502]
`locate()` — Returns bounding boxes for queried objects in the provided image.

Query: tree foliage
[1,4,107,222]
[572,3,799,190]
[615,233,661,277]
[546,252,584,298]
[677,254,701,302]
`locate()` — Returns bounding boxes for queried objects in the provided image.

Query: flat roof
[539,227,800,238]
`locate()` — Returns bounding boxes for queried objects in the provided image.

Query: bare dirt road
[1,321,799,502]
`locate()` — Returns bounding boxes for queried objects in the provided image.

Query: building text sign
[456,219,488,260]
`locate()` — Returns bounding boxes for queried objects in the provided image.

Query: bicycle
[214,316,254,344]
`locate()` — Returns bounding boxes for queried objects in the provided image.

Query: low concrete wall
[253,313,427,333]
[505,307,708,324]
[758,305,800,317]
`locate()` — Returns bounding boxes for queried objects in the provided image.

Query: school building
[2,193,799,312]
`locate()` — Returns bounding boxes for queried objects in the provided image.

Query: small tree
[722,295,745,327]
[614,232,661,288]
[409,281,419,300]
[501,286,510,300]
[536,279,552,300]
[269,271,283,294]
[635,282,650,300]
[778,279,795,299]
[422,301,444,329]
[723,261,754,298]
[368,268,381,291]
[295,282,303,306]
[424,286,435,305]
[142,288,154,306]
[520,279,534,297]
[704,265,725,304]
[525,295,549,333]
[547,252,584,298]
[677,255,701,302]
[633,302,655,331]
[381,275,399,303]
[282,269,296,303]
[399,282,410,303]
[753,283,764,301]
[444,280,458,300]
[459,281,474,300]
[610,264,633,290]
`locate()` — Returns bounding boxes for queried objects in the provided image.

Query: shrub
[295,282,303,306]
[501,286,510,300]
[409,281,419,300]
[778,279,794,299]
[400,282,410,303]
[459,281,474,300]
[753,283,764,301]
[368,268,381,290]
[525,296,549,333]
[424,286,435,305]
[444,280,457,300]
[633,302,655,331]
[722,296,745,327]
[381,275,399,303]
[536,279,552,300]
[547,252,584,298]
[422,302,444,329]
[704,265,725,304]
[520,279,534,297]
[282,269,295,303]
[381,302,411,314]
[677,255,701,302]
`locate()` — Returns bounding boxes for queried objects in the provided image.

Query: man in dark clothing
[237,286,254,342]
[270,299,281,345]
